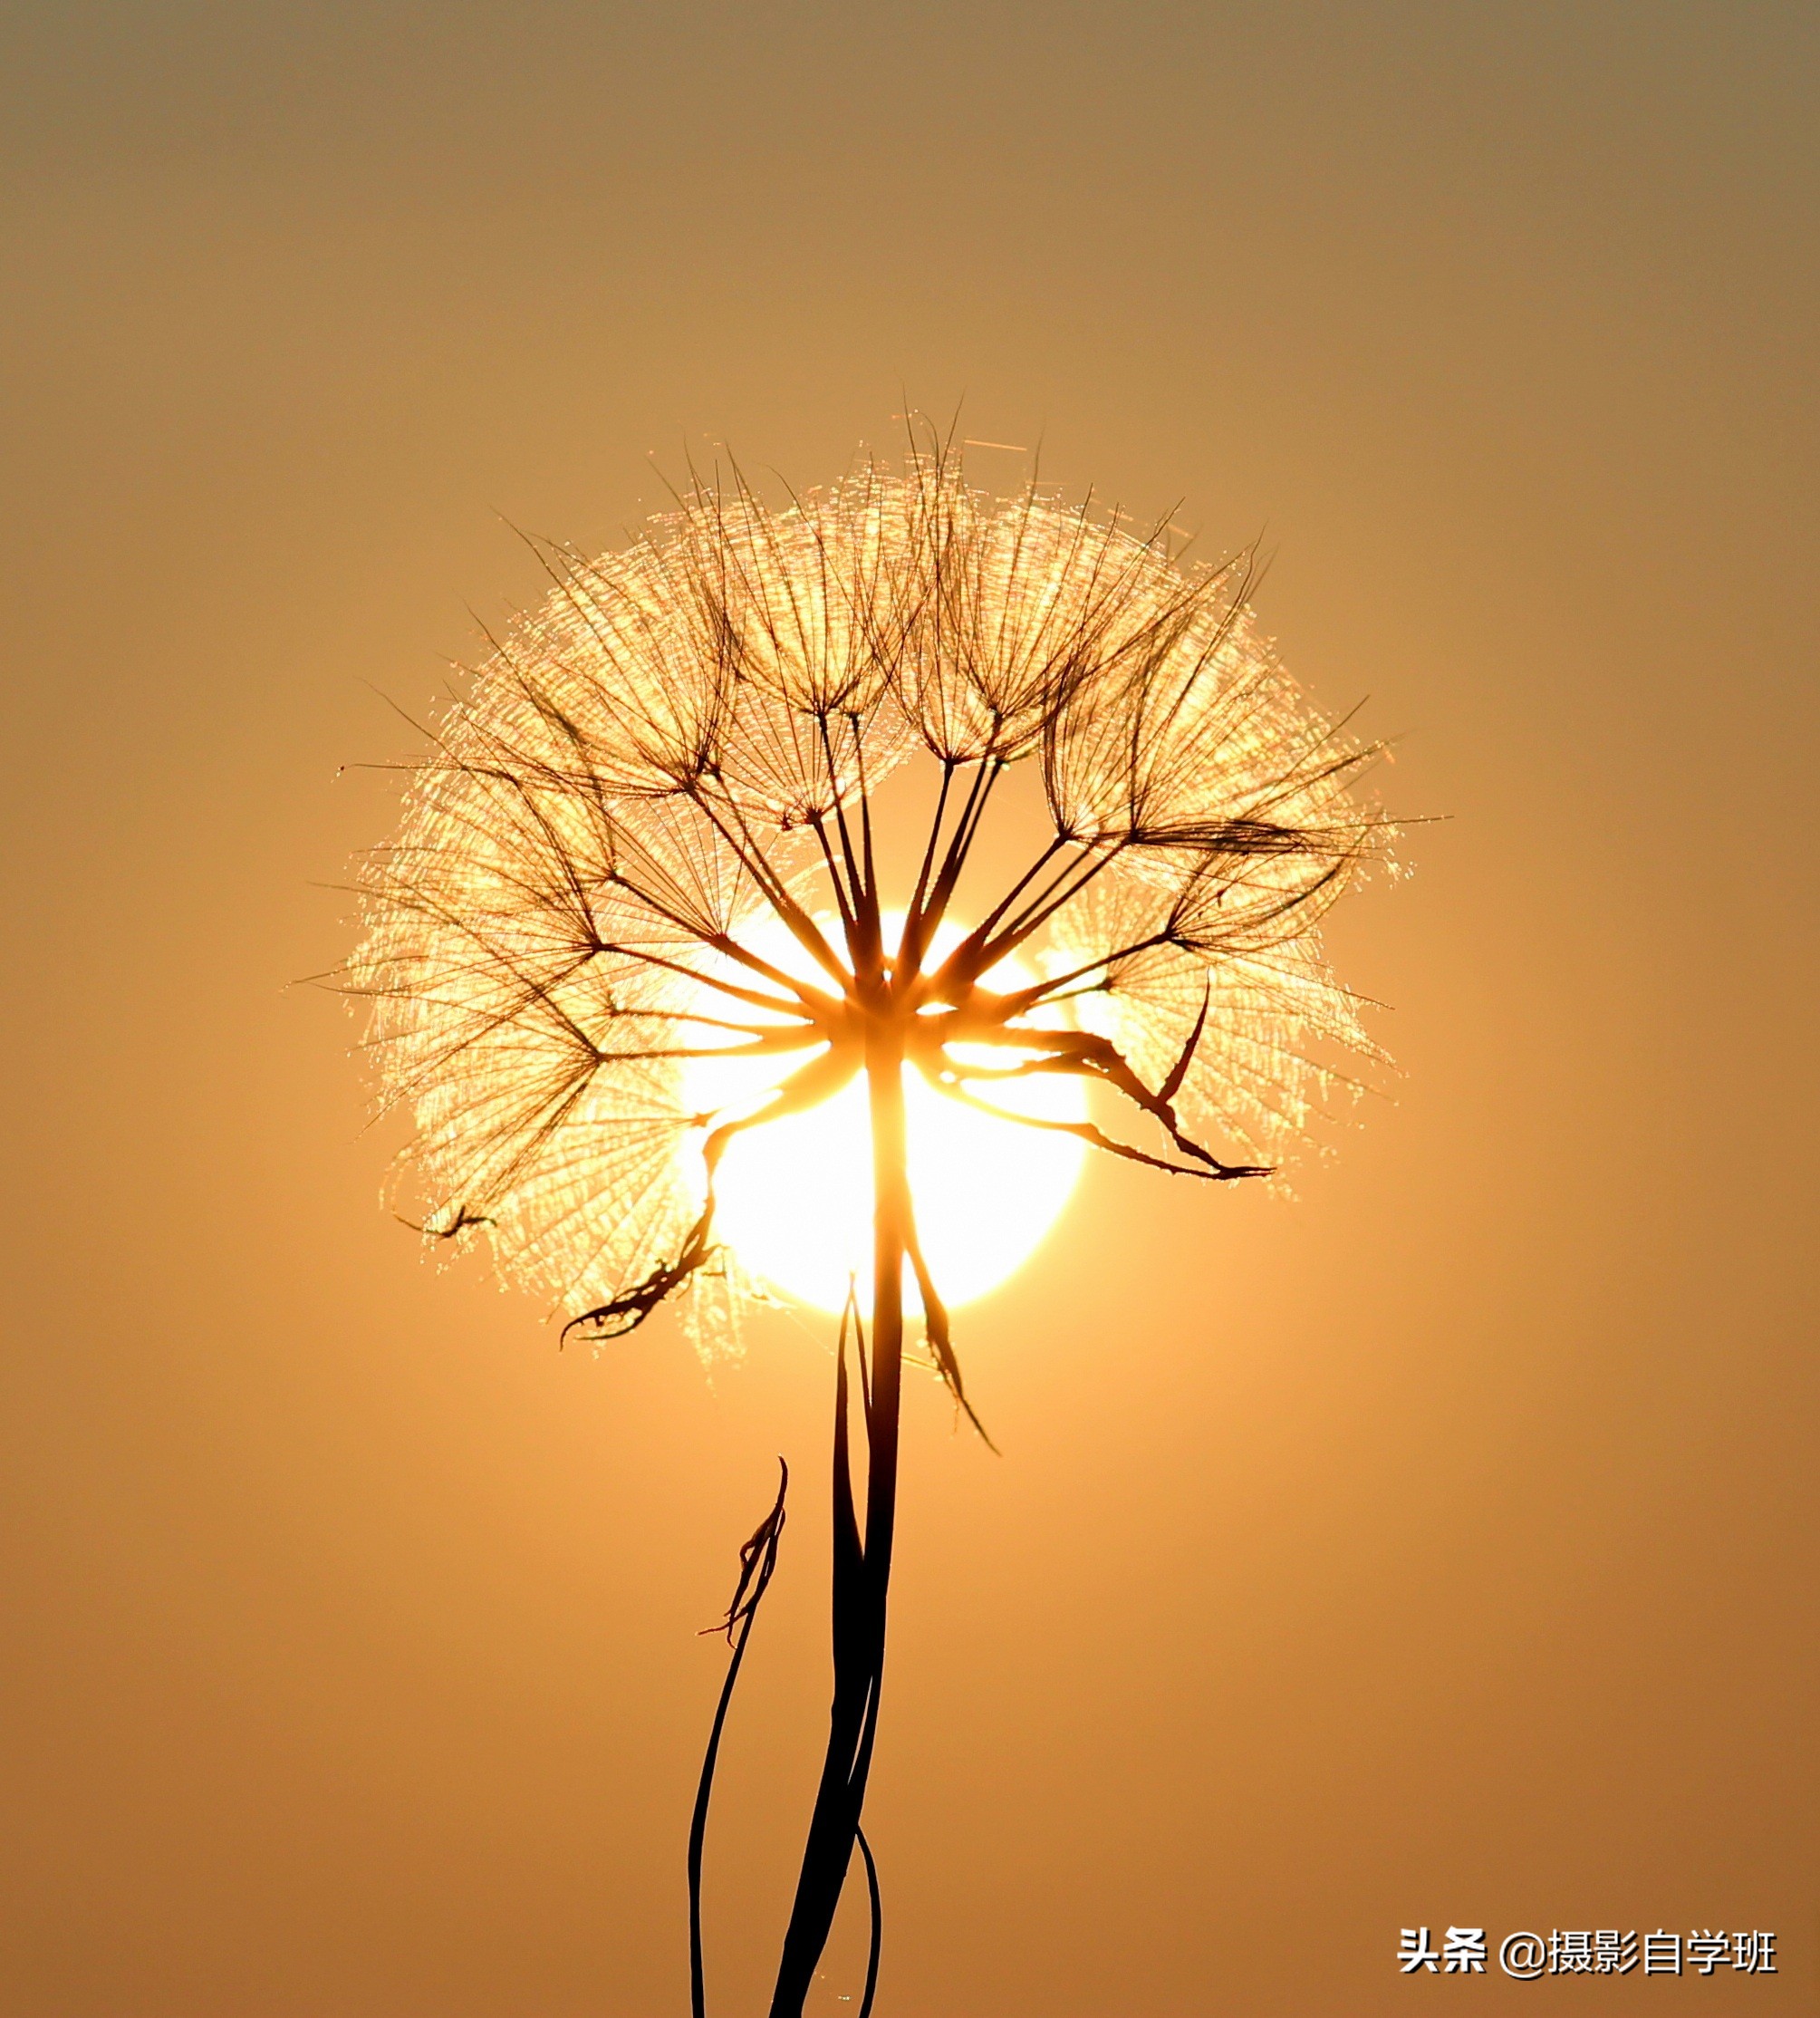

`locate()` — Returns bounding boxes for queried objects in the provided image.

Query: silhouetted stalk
[690,1463,788,2018]
[854,1827,882,2018]
[768,1035,907,2018]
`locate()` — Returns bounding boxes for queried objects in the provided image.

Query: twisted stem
[689,1462,788,2018]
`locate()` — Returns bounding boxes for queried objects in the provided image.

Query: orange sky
[1,5,1814,2012]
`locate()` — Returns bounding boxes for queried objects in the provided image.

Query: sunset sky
[2,5,1815,2012]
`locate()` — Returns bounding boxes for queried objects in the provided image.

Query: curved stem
[689,1463,788,2018]
[855,1827,883,2018]
[767,1038,907,2018]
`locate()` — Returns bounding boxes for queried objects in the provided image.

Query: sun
[677,921,1088,1315]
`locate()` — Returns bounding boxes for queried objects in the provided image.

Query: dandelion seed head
[349,445,1391,1350]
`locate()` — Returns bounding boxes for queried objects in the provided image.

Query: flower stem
[767,1039,907,2017]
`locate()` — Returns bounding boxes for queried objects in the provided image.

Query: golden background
[2,5,1813,2010]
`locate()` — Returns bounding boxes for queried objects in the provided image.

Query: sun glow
[678,922,1088,1315]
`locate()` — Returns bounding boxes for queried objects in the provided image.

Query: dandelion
[348,437,1390,2017]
